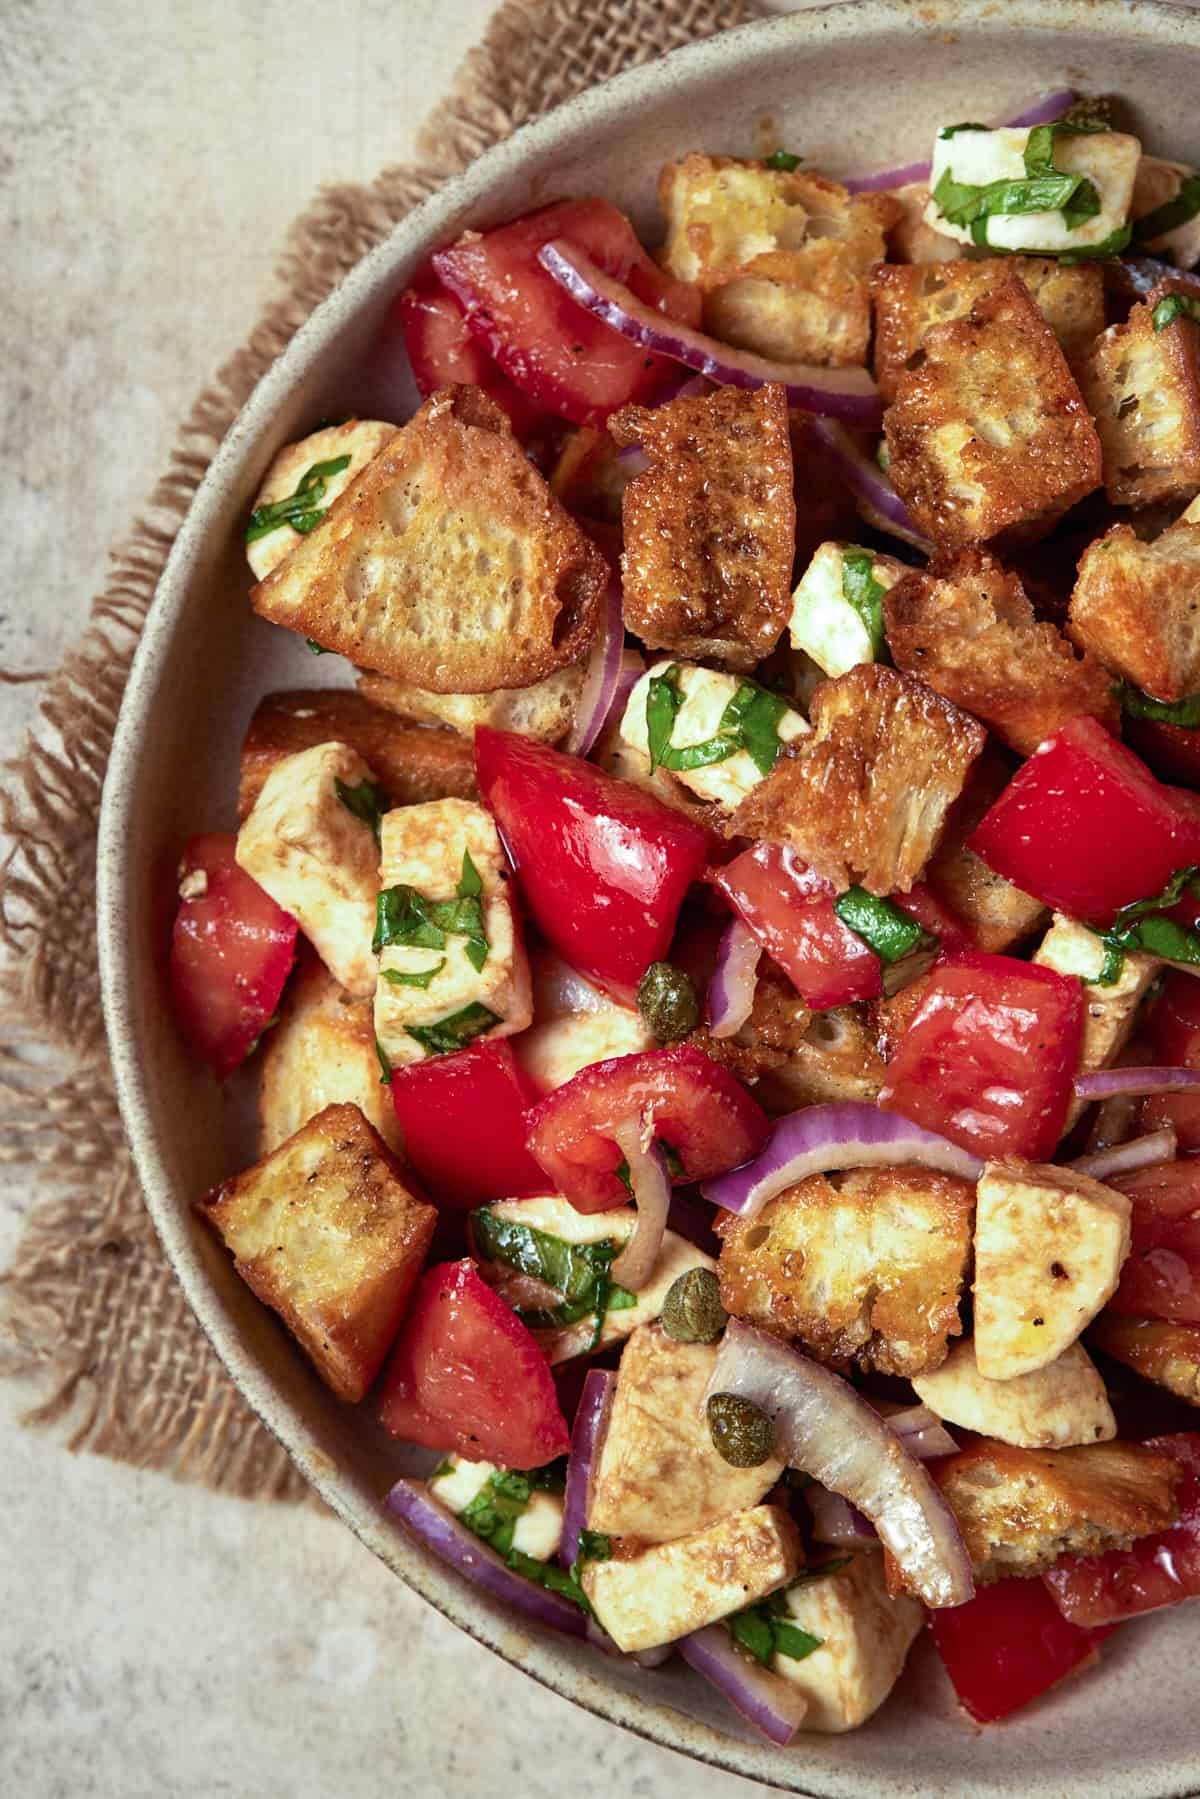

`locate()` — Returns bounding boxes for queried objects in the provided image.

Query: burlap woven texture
[0,0,753,1501]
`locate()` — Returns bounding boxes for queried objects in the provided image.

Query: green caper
[661,1267,728,1343]
[706,1392,776,1468]
[637,961,699,1043]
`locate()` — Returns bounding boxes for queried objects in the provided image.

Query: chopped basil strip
[645,665,789,779]
[1057,223,1133,264]
[766,149,802,172]
[529,1459,568,1494]
[471,1210,636,1348]
[1153,292,1200,333]
[833,887,936,966]
[460,1468,539,1558]
[335,775,388,846]
[1088,864,1200,984]
[375,1035,393,1085]
[380,960,446,989]
[405,1002,499,1058]
[938,122,988,139]
[245,454,352,543]
[791,1555,852,1583]
[726,1586,824,1669]
[507,1549,591,1615]
[1120,683,1200,729]
[933,122,1103,249]
[374,852,489,971]
[1135,174,1200,243]
[575,1530,612,1565]
[840,548,888,657]
[306,638,328,655]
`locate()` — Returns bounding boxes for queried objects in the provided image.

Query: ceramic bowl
[98,3,1200,1791]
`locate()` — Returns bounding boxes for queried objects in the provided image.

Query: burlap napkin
[0,0,752,1501]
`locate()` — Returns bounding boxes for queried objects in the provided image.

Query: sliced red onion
[561,1368,617,1570]
[1072,1126,1178,1181]
[701,1101,983,1221]
[610,1121,671,1291]
[679,1625,809,1745]
[709,917,762,1040]
[614,443,649,474]
[386,1478,586,1638]
[842,90,1076,193]
[809,418,932,555]
[807,1484,878,1547]
[1075,1066,1200,1102]
[537,241,883,429]
[566,576,625,756]
[882,1401,960,1461]
[705,1321,974,1609]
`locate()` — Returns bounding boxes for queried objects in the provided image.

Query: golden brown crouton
[1078,288,1200,509]
[588,1324,784,1543]
[884,549,1119,756]
[658,153,898,367]
[871,259,1104,403]
[932,1439,1180,1583]
[251,385,606,692]
[199,1102,436,1402]
[238,687,476,822]
[759,1005,887,1117]
[924,746,1048,953]
[1089,1314,1200,1407]
[883,183,966,267]
[611,382,795,671]
[883,278,1102,551]
[356,663,582,745]
[716,1164,974,1377]
[730,663,985,895]
[1068,520,1200,703]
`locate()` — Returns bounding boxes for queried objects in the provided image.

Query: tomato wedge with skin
[527,1044,769,1213]
[1044,1433,1200,1627]
[432,198,702,428]
[395,276,548,437]
[877,949,1084,1161]
[475,727,712,1004]
[717,844,883,1009]
[930,1574,1114,1724]
[969,716,1200,928]
[379,1259,570,1467]
[1141,971,1200,1153]
[168,833,298,1080]
[1106,1160,1200,1324]
[390,1040,547,1210]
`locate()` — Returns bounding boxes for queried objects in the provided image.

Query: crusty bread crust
[1078,285,1200,509]
[1069,519,1200,704]
[357,663,581,744]
[924,746,1048,953]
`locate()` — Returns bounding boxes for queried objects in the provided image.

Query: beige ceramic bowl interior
[98,2,1200,1792]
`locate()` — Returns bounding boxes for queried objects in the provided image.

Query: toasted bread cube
[731,664,985,896]
[618,660,808,811]
[582,1504,802,1653]
[925,747,1048,952]
[872,258,1104,403]
[251,386,606,692]
[925,126,1139,255]
[589,1325,784,1544]
[257,951,403,1158]
[1079,291,1200,508]
[754,1005,887,1116]
[238,688,476,823]
[1089,1314,1200,1406]
[611,383,795,672]
[1132,156,1200,270]
[236,740,380,997]
[884,182,967,266]
[1033,913,1160,1129]
[357,663,583,744]
[769,1553,923,1732]
[1069,521,1200,704]
[932,1438,1179,1583]
[716,1165,974,1376]
[199,1102,436,1401]
[658,154,897,367]
[474,1194,713,1364]
[246,421,398,580]
[514,951,655,1092]
[428,1457,564,1560]
[913,1338,1116,1449]
[373,799,530,1068]
[885,549,1118,756]
[884,278,1102,551]
[789,542,907,679]
[974,1160,1132,1380]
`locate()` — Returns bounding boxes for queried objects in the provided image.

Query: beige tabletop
[1,2,778,1794]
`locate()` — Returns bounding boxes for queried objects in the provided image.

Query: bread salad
[173,88,1200,1741]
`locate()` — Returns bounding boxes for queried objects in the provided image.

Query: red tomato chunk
[379,1259,570,1467]
[396,275,548,437]
[1107,1161,1200,1324]
[717,844,883,1009]
[168,833,297,1081]
[930,1574,1113,1724]
[527,1043,769,1213]
[390,1040,548,1210]
[877,949,1084,1161]
[1141,971,1200,1154]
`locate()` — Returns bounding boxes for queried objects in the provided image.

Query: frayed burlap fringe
[0,0,750,1500]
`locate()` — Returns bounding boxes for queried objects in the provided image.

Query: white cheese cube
[913,1336,1115,1448]
[246,420,397,580]
[428,1457,563,1561]
[236,740,379,997]
[620,660,808,810]
[925,125,1139,254]
[1034,913,1160,1130]
[515,953,655,1091]
[769,1553,923,1733]
[788,541,907,679]
[374,799,531,1068]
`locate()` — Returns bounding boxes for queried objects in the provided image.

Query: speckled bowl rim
[98,3,1200,1793]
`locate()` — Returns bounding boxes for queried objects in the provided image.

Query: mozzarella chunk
[373,799,531,1068]
[236,740,379,997]
[246,420,397,579]
[428,1457,563,1561]
[913,1336,1115,1448]
[1034,913,1160,1130]
[581,1504,801,1653]
[620,659,808,811]
[515,953,655,1091]
[974,1160,1131,1379]
[926,125,1139,254]
[770,1554,923,1733]
[788,542,906,679]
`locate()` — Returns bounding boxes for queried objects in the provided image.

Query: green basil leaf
[506,1549,590,1615]
[375,1035,393,1085]
[245,454,352,543]
[718,683,790,777]
[529,1459,568,1493]
[646,665,789,780]
[1089,863,1200,979]
[766,149,801,172]
[458,850,483,899]
[460,1469,534,1558]
[1057,223,1133,264]
[727,1606,777,1668]
[938,122,988,139]
[335,776,388,846]
[833,887,936,966]
[1120,683,1200,728]
[576,1530,612,1565]
[789,1556,853,1585]
[646,665,686,773]
[728,1591,826,1666]
[306,638,328,655]
[770,1621,825,1663]
[406,1002,499,1058]
[1134,174,1200,242]
[840,547,887,657]
[380,959,446,989]
[1132,915,1200,966]
[1153,293,1200,333]
[374,885,446,954]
